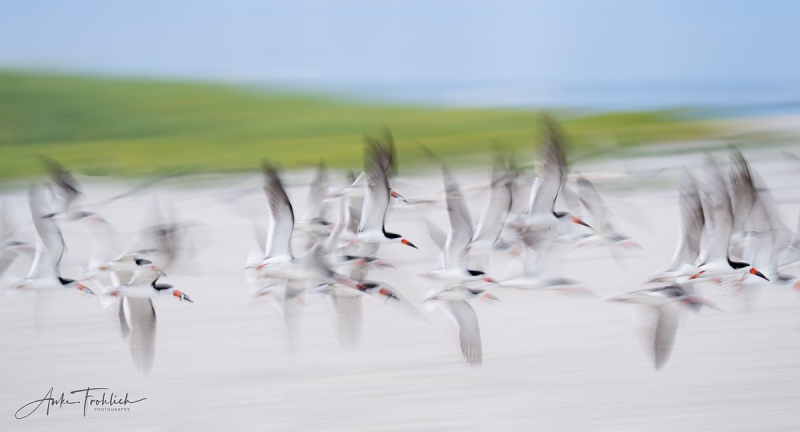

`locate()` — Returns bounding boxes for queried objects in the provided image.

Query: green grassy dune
[0,71,713,179]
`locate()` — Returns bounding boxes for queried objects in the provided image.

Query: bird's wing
[282,280,305,344]
[779,208,800,269]
[666,169,704,271]
[529,116,567,216]
[86,216,118,267]
[745,172,792,276]
[361,280,426,320]
[630,302,678,371]
[575,174,615,235]
[363,128,398,177]
[0,250,20,278]
[727,147,757,235]
[26,241,55,280]
[357,141,391,234]
[473,157,513,246]
[304,161,329,221]
[424,219,447,253]
[346,200,363,235]
[347,259,370,283]
[651,304,679,370]
[252,218,267,255]
[443,300,482,366]
[0,200,20,241]
[322,197,347,255]
[118,298,130,339]
[557,179,583,218]
[124,197,187,271]
[127,297,157,376]
[0,239,33,279]
[442,167,473,269]
[38,155,81,212]
[522,233,570,280]
[330,294,363,351]
[28,185,65,277]
[262,163,295,259]
[740,220,772,273]
[697,157,734,264]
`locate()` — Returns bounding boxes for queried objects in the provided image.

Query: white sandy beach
[2,141,800,431]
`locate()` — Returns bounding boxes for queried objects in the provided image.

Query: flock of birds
[2,117,800,375]
[1,157,195,375]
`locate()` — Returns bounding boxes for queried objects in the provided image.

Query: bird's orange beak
[401,239,418,249]
[76,284,95,295]
[689,270,705,280]
[749,267,769,281]
[482,292,501,301]
[390,190,408,203]
[379,287,400,300]
[150,264,166,276]
[173,290,194,303]
[570,216,591,228]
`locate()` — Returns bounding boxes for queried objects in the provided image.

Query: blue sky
[1,0,798,84]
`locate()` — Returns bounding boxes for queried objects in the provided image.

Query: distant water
[254,79,800,116]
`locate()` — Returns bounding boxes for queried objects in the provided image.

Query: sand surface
[2,143,800,431]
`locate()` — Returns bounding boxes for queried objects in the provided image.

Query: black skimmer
[607,284,720,370]
[9,185,93,295]
[253,164,329,281]
[684,156,768,283]
[420,166,497,284]
[307,279,417,351]
[252,165,395,300]
[260,163,295,265]
[102,274,192,376]
[355,135,417,248]
[649,168,705,283]
[499,231,591,294]
[514,116,591,235]
[718,158,799,298]
[573,174,639,249]
[103,275,192,303]
[101,255,165,286]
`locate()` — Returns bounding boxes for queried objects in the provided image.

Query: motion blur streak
[2,114,800,430]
